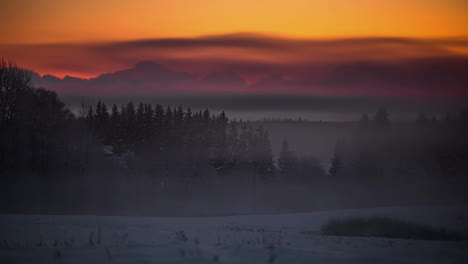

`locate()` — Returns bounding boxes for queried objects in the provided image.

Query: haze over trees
[1,59,467,215]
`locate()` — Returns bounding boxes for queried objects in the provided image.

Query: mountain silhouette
[29,61,252,94]
[202,71,245,84]
[27,57,468,96]
[89,61,196,87]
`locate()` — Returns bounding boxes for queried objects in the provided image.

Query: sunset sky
[2,0,468,44]
[1,0,467,96]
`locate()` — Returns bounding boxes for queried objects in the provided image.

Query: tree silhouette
[278,137,296,176]
[328,139,346,177]
[373,107,390,129]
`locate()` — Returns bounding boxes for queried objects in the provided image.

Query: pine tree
[373,107,389,129]
[328,155,342,177]
[86,105,94,129]
[136,102,145,123]
[278,137,296,175]
[328,139,346,177]
[154,104,164,138]
[416,112,429,126]
[238,122,249,161]
[173,105,185,147]
[202,109,210,126]
[163,105,173,150]
[185,108,192,122]
[108,105,123,154]
[135,102,145,147]
[358,113,370,129]
[124,101,136,150]
[109,104,118,121]
[212,111,228,162]
[98,102,110,142]
[95,101,102,122]
[251,125,274,178]
[226,121,239,163]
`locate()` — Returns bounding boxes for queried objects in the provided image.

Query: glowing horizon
[3,34,467,79]
[1,0,467,96]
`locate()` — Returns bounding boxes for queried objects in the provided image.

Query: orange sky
[1,0,467,44]
[1,0,467,97]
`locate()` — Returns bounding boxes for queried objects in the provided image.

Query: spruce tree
[373,107,389,129]
[329,139,346,177]
[358,113,370,129]
[278,137,296,175]
[226,121,239,163]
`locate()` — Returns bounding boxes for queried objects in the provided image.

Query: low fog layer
[1,60,468,217]
[61,94,468,121]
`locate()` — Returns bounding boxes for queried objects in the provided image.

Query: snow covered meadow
[1,206,467,263]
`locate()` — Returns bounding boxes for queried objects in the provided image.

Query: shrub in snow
[321,217,464,241]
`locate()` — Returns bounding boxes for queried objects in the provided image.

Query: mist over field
[61,94,468,121]
[2,0,468,262]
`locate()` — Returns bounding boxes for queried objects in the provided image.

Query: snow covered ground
[1,206,468,263]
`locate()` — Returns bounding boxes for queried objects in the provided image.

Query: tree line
[0,59,278,181]
[85,100,275,179]
[2,59,468,214]
[2,58,467,189]
[327,107,468,184]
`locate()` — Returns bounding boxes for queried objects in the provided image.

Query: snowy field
[1,206,468,263]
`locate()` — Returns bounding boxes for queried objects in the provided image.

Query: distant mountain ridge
[30,61,254,94]
[27,57,468,96]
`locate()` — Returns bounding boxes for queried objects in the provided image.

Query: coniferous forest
[1,59,468,215]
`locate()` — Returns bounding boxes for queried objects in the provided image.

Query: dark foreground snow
[1,206,467,263]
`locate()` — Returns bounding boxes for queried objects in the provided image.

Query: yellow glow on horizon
[1,0,467,44]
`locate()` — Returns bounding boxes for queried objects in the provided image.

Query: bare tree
[0,58,33,123]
